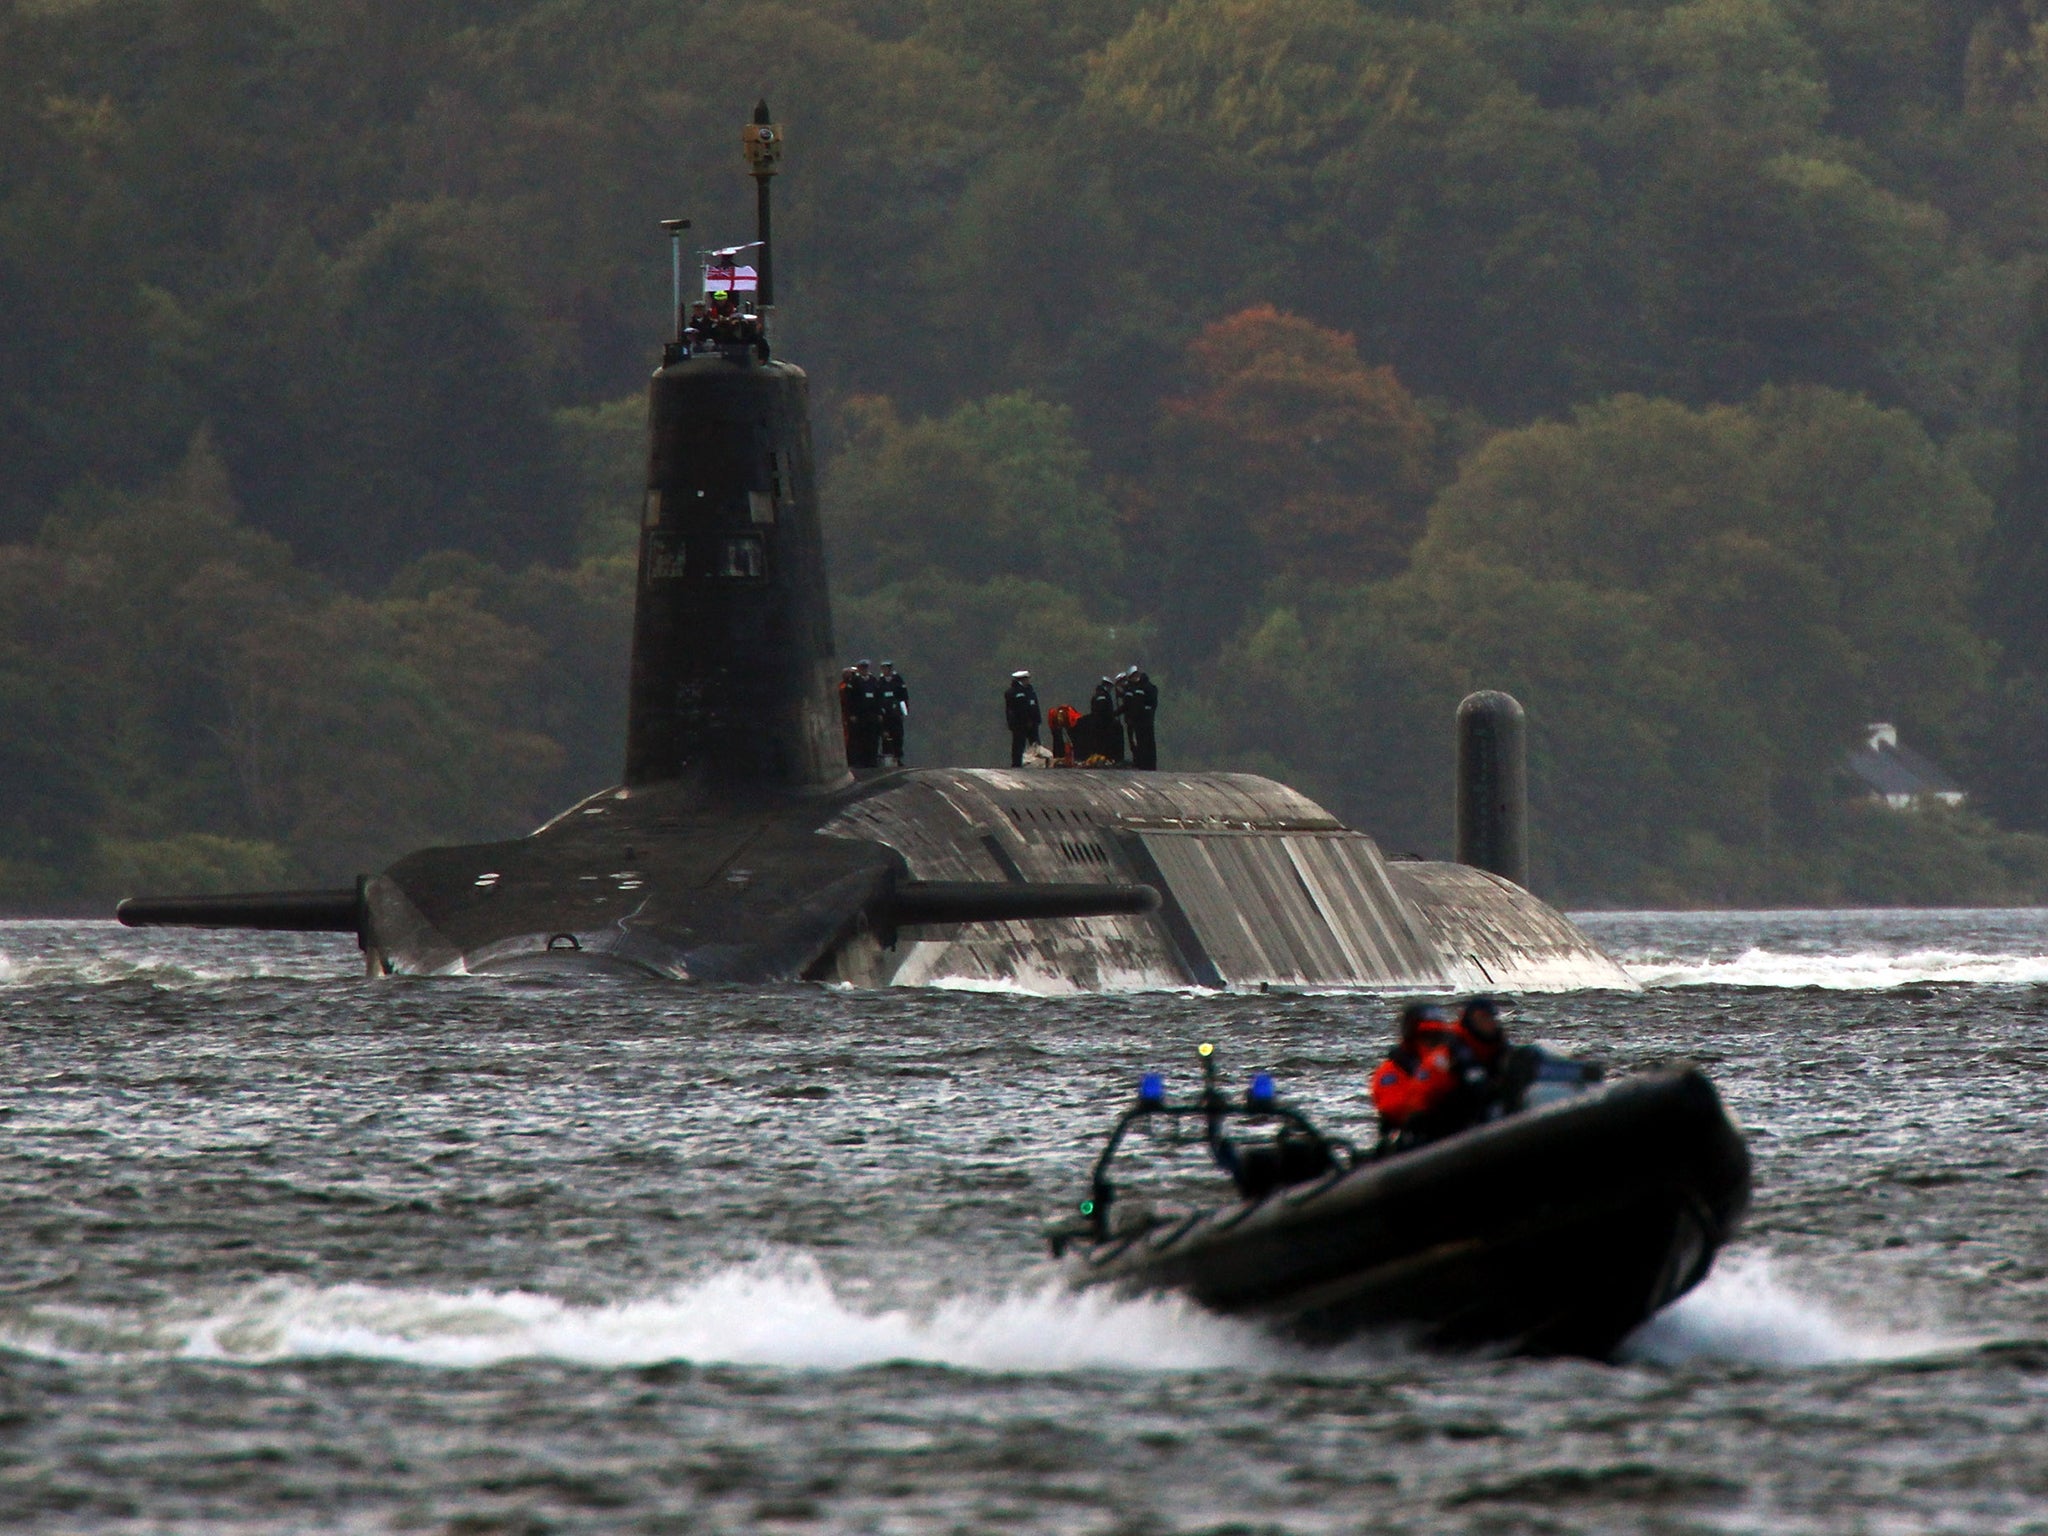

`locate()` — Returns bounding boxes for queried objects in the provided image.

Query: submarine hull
[115,120,1644,994]
[357,766,1635,991]
[1068,1067,1750,1358]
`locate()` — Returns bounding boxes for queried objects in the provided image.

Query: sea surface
[3,909,2048,1533]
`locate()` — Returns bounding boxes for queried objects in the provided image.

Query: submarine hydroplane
[119,104,1635,994]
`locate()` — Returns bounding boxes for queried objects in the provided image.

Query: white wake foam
[0,924,348,990]
[1621,1252,1961,1367]
[3,1257,1287,1374]
[3,1252,1969,1375]
[0,956,329,989]
[1623,946,2048,990]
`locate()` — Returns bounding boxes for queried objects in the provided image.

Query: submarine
[117,104,1636,994]
[1050,1045,1750,1358]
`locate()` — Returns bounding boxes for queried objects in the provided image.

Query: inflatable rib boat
[1048,1049,1750,1359]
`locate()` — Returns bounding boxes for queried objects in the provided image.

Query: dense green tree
[1985,265,2048,655]
[0,436,627,898]
[1968,265,2048,830]
[1622,139,1950,404]
[1206,557,1769,901]
[177,209,570,584]
[1421,388,1990,807]
[1129,306,1435,672]
[825,391,1121,595]
[386,548,634,802]
[554,395,647,560]
[0,543,101,900]
[1085,0,1615,412]
[2,0,2046,903]
[1749,384,1990,739]
[916,0,1150,105]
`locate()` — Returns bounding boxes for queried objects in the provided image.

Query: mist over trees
[5,0,2048,904]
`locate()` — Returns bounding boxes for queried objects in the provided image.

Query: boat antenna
[659,218,691,342]
[1198,1040,1227,1154]
[744,98,782,310]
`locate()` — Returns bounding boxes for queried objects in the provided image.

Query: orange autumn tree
[1130,306,1435,669]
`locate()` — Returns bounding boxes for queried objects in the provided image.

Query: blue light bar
[1248,1072,1275,1107]
[1138,1072,1166,1105]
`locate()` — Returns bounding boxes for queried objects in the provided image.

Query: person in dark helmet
[1372,1001,1493,1151]
[1373,999,1514,1150]
[1433,997,1513,1128]
[1445,997,1509,1078]
[1085,676,1125,764]
[1372,1004,1454,1140]
[1118,665,1159,770]
[876,662,909,765]
[1004,670,1041,766]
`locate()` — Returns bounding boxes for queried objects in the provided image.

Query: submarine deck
[360,766,1634,991]
[819,768,1634,993]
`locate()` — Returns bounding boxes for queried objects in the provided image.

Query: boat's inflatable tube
[1067,1066,1748,1358]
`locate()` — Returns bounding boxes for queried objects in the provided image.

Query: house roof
[1844,739,1964,799]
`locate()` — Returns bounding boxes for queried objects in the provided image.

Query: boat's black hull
[1070,1067,1749,1358]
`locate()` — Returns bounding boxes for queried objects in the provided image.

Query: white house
[1843,723,1966,811]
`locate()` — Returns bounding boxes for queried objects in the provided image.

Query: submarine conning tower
[623,103,847,793]
[624,355,843,789]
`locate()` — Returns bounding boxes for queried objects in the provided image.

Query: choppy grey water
[4,910,2048,1534]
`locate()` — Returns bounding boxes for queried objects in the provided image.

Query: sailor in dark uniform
[1004,670,1042,766]
[876,662,909,765]
[1086,677,1125,764]
[847,659,883,768]
[1118,666,1160,770]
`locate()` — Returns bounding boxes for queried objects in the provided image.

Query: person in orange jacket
[1371,1003,1461,1139]
[1047,703,1081,764]
[1372,1000,1501,1149]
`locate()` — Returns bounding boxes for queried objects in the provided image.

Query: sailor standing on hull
[876,662,908,765]
[846,660,883,768]
[1118,666,1159,770]
[1004,670,1042,767]
[1086,677,1125,764]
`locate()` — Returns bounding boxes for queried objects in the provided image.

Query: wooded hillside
[7,0,2048,905]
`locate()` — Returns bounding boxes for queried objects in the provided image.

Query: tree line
[7,0,2048,904]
